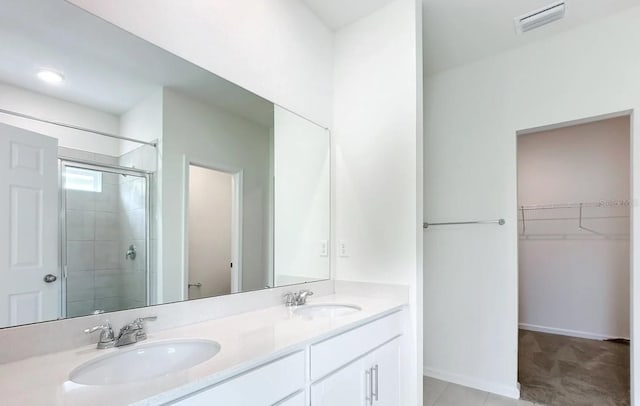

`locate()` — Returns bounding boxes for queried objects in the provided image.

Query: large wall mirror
[0,0,330,328]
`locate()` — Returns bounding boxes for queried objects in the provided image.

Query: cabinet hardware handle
[365,368,372,405]
[373,364,379,401]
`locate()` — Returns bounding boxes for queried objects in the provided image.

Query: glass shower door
[61,162,148,318]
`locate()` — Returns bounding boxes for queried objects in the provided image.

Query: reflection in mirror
[0,0,330,328]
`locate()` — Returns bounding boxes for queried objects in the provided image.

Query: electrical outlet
[319,240,328,257]
[338,241,349,257]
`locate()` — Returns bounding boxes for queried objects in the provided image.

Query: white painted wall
[119,89,163,155]
[188,166,232,299]
[0,82,120,156]
[423,6,640,399]
[161,89,271,302]
[334,0,419,285]
[518,117,630,340]
[333,1,422,405]
[273,106,330,285]
[68,0,334,128]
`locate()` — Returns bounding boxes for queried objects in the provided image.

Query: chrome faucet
[284,289,314,306]
[115,316,157,347]
[84,321,115,349]
[85,316,157,349]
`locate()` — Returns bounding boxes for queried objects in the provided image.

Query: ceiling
[421,0,640,75]
[301,0,395,30]
[0,0,273,126]
[303,0,640,75]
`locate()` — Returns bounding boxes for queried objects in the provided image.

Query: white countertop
[0,293,406,406]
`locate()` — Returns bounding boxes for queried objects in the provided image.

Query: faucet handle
[297,290,314,305]
[284,292,295,307]
[84,321,115,349]
[133,316,157,340]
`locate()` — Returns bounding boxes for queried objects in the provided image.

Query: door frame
[515,109,635,401]
[182,157,243,298]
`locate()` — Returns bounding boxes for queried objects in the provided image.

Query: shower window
[64,166,103,192]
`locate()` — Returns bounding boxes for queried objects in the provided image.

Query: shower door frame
[59,158,152,318]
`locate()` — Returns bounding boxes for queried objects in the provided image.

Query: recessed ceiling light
[37,69,65,85]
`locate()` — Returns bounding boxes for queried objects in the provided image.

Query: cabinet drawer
[169,351,305,405]
[274,390,305,406]
[310,311,402,381]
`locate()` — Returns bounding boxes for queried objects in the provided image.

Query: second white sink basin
[294,304,362,318]
[69,339,220,385]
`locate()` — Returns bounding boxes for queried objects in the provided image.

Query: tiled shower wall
[63,147,151,318]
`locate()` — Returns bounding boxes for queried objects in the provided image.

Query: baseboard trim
[519,323,628,341]
[423,366,520,399]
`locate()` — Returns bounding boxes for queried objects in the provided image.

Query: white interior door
[0,123,58,327]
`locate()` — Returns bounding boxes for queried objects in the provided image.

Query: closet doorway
[517,115,631,405]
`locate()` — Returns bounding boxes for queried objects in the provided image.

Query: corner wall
[333,0,423,404]
[423,5,640,399]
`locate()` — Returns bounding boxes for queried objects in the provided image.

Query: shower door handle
[43,274,57,283]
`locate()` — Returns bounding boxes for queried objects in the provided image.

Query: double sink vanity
[0,287,407,405]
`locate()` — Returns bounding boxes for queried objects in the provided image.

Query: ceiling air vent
[514,1,566,34]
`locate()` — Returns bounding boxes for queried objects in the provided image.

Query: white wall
[518,117,630,340]
[273,106,330,285]
[161,89,271,302]
[0,82,121,156]
[119,89,163,156]
[68,0,334,128]
[188,166,232,299]
[423,6,640,399]
[333,1,422,405]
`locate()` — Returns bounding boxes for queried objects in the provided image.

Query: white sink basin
[294,304,362,318]
[69,339,220,385]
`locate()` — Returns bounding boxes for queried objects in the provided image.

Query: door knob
[43,274,57,283]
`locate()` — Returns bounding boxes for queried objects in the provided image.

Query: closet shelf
[519,199,630,237]
[519,199,631,211]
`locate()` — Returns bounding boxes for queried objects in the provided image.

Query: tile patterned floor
[423,377,540,406]
[519,330,630,406]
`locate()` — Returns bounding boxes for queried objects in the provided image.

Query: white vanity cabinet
[164,310,403,406]
[310,338,401,406]
[309,311,403,406]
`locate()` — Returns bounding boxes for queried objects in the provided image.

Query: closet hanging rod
[423,219,505,229]
[0,108,158,147]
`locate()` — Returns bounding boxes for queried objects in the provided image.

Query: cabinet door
[371,338,401,406]
[311,357,369,406]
